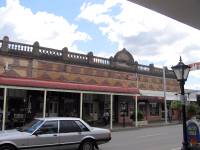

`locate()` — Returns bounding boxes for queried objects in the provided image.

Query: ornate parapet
[33,41,40,56]
[1,36,9,52]
[0,36,175,78]
[62,47,68,61]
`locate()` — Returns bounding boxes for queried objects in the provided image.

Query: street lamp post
[171,57,190,150]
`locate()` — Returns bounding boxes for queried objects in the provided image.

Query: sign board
[189,62,200,71]
[187,120,200,145]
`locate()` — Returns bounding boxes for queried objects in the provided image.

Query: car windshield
[18,119,44,133]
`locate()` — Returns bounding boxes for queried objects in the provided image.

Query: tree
[170,101,182,110]
[130,110,144,121]
[170,101,200,120]
[170,101,182,121]
[187,103,200,119]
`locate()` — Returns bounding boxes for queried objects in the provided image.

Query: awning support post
[80,92,83,119]
[135,95,138,127]
[110,94,113,130]
[43,90,47,118]
[2,88,7,131]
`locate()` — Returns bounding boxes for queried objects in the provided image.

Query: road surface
[100,125,182,150]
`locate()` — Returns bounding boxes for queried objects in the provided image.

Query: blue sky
[0,0,200,90]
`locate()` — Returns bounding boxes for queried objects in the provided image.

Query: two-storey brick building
[0,36,179,130]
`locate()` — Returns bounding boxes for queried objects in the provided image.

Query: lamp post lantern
[171,57,190,150]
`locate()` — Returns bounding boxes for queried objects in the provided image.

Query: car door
[28,120,59,150]
[59,120,84,150]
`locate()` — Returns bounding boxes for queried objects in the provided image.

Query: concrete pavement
[111,121,180,132]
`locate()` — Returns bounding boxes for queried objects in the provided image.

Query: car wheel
[80,140,95,150]
[0,144,15,150]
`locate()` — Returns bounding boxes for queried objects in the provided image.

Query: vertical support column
[80,92,83,119]
[135,95,138,127]
[163,66,168,124]
[110,94,113,130]
[2,88,7,131]
[43,90,47,118]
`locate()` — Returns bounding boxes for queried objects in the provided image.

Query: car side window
[36,121,58,135]
[59,120,81,133]
[75,120,89,132]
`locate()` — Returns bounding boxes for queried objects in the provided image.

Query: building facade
[0,36,180,130]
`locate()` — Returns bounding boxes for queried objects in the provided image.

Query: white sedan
[0,117,111,150]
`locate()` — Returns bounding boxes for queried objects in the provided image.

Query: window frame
[74,120,89,132]
[59,120,82,133]
[149,102,160,116]
[34,120,59,135]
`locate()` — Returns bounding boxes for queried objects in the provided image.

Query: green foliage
[130,110,144,121]
[187,103,200,116]
[170,101,200,119]
[170,101,182,110]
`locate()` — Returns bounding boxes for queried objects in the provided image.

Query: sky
[0,0,200,90]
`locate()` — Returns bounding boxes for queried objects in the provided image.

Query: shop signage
[187,120,200,145]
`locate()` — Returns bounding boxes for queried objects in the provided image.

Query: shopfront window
[82,94,110,127]
[46,92,80,118]
[115,96,135,127]
[5,89,44,130]
[149,102,160,116]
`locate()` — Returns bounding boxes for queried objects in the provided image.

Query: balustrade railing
[67,52,88,63]
[8,41,33,53]
[0,37,174,77]
[154,67,163,73]
[138,64,150,72]
[92,56,110,65]
[39,47,62,57]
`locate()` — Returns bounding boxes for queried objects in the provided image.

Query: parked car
[0,117,111,150]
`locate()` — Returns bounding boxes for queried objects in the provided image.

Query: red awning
[0,76,139,94]
[138,96,164,102]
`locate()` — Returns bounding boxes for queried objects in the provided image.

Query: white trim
[43,90,47,118]
[163,67,168,124]
[140,90,180,101]
[110,94,113,130]
[2,88,7,131]
[135,95,138,127]
[80,93,83,119]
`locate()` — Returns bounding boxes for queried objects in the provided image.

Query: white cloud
[79,0,200,89]
[0,0,91,50]
[78,0,200,66]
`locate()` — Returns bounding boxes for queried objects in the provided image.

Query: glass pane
[5,89,44,130]
[82,94,110,128]
[173,68,182,80]
[19,119,43,133]
[149,102,160,116]
[60,120,81,133]
[38,121,58,134]
[75,120,89,132]
[183,68,190,80]
[46,92,80,118]
[113,95,135,128]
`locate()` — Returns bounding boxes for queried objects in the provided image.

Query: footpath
[111,121,180,132]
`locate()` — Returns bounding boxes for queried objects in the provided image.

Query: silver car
[0,117,111,150]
